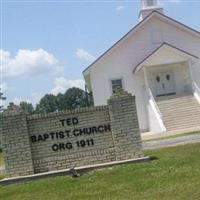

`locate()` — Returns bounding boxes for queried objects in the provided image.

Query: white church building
[83,0,200,133]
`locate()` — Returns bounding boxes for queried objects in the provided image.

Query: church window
[111,79,123,94]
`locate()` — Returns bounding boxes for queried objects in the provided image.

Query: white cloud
[51,77,85,95]
[0,82,8,109]
[13,97,32,105]
[12,92,42,106]
[76,49,96,63]
[0,49,63,77]
[0,82,9,93]
[31,92,43,105]
[0,100,7,110]
[116,5,125,12]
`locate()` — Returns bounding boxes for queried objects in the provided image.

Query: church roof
[133,42,199,73]
[83,10,200,76]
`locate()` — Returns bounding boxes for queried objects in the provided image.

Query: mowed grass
[0,143,200,200]
[0,152,5,180]
[0,152,4,165]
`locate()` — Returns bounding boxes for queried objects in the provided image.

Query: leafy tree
[56,93,67,111]
[64,87,90,110]
[19,101,34,114]
[36,94,57,113]
[35,87,94,114]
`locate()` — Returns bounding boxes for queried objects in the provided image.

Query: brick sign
[1,90,144,178]
[30,117,111,152]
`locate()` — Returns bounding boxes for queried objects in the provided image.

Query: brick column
[1,105,34,177]
[108,89,144,161]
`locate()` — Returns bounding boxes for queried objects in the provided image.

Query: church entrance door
[154,72,176,97]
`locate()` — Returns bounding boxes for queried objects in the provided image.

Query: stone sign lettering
[1,90,144,178]
[30,117,111,152]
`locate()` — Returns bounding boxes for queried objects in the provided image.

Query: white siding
[88,15,200,132]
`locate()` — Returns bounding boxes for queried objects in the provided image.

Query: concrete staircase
[156,95,200,131]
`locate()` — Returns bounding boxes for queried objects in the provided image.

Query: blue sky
[1,0,200,107]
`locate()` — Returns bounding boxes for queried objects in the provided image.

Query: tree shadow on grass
[149,156,159,161]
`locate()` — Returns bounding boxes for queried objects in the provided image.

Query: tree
[36,94,57,113]
[64,87,91,110]
[35,87,94,114]
[56,93,67,111]
[19,101,34,114]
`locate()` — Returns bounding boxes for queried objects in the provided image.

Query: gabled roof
[133,42,199,73]
[83,10,200,76]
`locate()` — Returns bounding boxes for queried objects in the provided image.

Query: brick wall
[1,90,144,178]
[1,111,34,177]
[28,106,115,173]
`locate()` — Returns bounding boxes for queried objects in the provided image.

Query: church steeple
[139,0,164,21]
[141,0,158,9]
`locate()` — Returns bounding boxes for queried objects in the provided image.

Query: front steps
[156,95,200,131]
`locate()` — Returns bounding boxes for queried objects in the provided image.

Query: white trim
[157,13,200,39]
[189,61,200,104]
[134,43,199,73]
[83,11,200,77]
[188,60,193,80]
[144,67,149,88]
[194,91,200,104]
[148,98,166,132]
[143,70,166,133]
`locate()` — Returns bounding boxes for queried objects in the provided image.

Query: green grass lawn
[0,152,4,165]
[0,151,5,180]
[0,143,200,200]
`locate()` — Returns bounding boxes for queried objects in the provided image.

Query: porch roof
[133,42,199,73]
